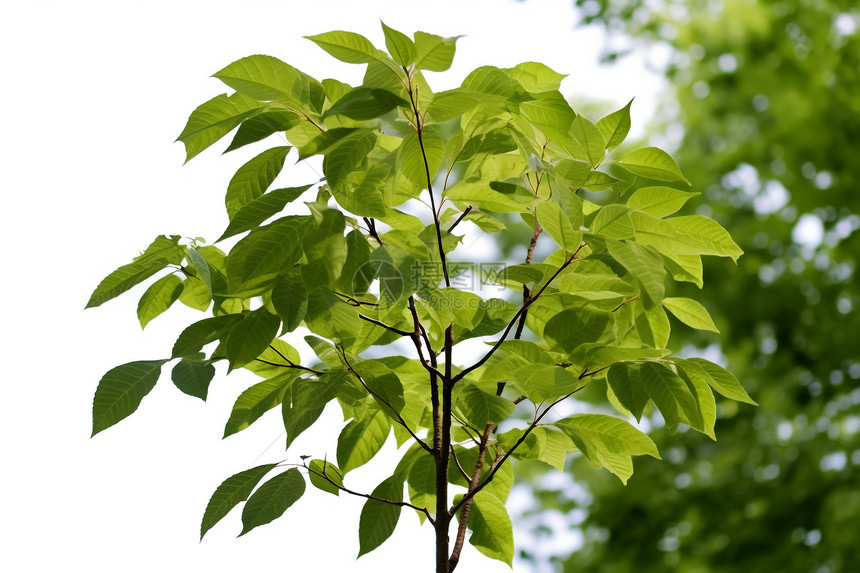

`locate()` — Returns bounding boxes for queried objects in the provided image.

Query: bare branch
[358,314,412,337]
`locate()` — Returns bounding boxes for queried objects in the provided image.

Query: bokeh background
[2,1,858,572]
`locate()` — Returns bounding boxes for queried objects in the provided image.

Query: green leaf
[504,61,567,92]
[283,378,332,449]
[176,93,267,162]
[626,186,698,217]
[298,127,362,159]
[305,288,362,347]
[171,359,216,401]
[172,314,242,358]
[225,216,308,295]
[636,361,706,433]
[679,358,757,405]
[662,297,720,333]
[225,146,291,219]
[667,216,744,261]
[324,88,408,120]
[222,308,281,370]
[591,204,634,239]
[606,363,651,420]
[306,31,382,64]
[308,459,344,496]
[337,408,391,474]
[323,130,378,189]
[464,491,514,566]
[86,235,186,309]
[381,22,415,66]
[219,185,311,241]
[240,468,305,535]
[570,115,607,166]
[555,413,660,484]
[444,180,538,213]
[596,99,632,151]
[91,360,167,436]
[224,111,301,153]
[200,463,278,539]
[224,373,295,437]
[544,308,613,353]
[137,273,183,328]
[519,91,576,141]
[425,89,484,122]
[271,269,308,333]
[213,55,307,103]
[399,125,444,187]
[605,239,665,306]
[539,200,582,253]
[358,475,403,557]
[456,385,516,429]
[617,147,691,185]
[413,31,458,71]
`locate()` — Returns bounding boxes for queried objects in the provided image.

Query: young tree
[86,24,750,572]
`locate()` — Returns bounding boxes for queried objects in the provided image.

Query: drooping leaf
[678,358,757,405]
[456,385,516,429]
[200,463,278,539]
[271,268,308,333]
[337,408,391,474]
[570,115,607,167]
[539,200,582,253]
[137,273,183,328]
[221,309,280,370]
[240,468,305,535]
[605,238,666,306]
[398,125,445,187]
[282,375,341,448]
[91,360,168,436]
[358,475,403,557]
[171,358,216,401]
[172,314,243,358]
[224,373,295,437]
[323,130,378,189]
[304,288,362,347]
[463,491,514,566]
[544,308,613,353]
[606,363,651,421]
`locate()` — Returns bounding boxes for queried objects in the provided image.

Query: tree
[517,1,860,571]
[86,24,749,572]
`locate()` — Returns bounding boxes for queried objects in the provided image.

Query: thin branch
[449,444,471,482]
[449,424,495,571]
[332,291,379,307]
[451,243,586,384]
[450,384,589,515]
[612,295,640,312]
[358,314,412,337]
[406,81,450,287]
[305,465,435,526]
[257,350,324,376]
[447,205,473,233]
[338,346,433,455]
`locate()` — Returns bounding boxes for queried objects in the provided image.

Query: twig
[358,314,412,337]
[305,465,434,526]
[450,384,589,515]
[451,243,587,384]
[447,205,473,233]
[337,346,432,454]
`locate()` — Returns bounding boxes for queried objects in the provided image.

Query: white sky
[0,1,664,571]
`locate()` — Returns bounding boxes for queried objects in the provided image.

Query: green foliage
[87,23,748,571]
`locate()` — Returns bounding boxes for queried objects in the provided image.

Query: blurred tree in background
[519,1,860,571]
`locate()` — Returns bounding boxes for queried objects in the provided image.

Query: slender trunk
[435,326,454,573]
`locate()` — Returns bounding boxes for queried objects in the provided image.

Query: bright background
[0,1,664,571]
